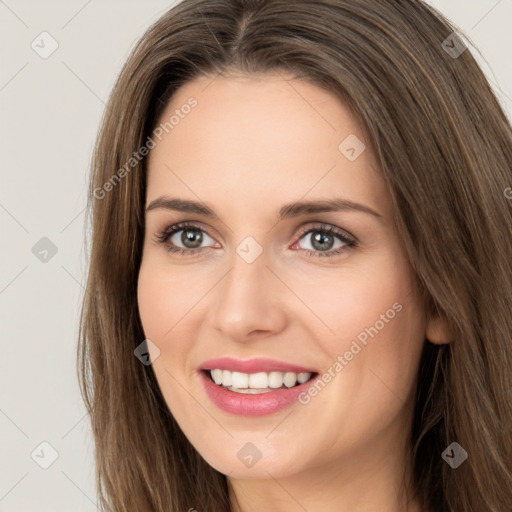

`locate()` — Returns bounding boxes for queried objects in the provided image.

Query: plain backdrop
[0,1,511,510]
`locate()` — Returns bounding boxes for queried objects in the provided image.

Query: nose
[210,247,287,342]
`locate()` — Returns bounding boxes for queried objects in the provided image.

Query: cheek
[136,260,193,397]
[137,257,204,341]
[305,253,426,395]
[137,260,199,418]
[299,255,416,347]
[137,267,166,341]
[345,281,424,410]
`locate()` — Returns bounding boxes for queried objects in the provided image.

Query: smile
[198,358,319,416]
[209,369,314,393]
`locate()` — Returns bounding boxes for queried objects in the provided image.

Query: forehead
[146,72,388,219]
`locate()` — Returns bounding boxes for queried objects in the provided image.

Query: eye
[154,222,357,258]
[292,224,357,259]
[154,222,218,255]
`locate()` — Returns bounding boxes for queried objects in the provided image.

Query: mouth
[204,369,317,394]
[198,358,319,416]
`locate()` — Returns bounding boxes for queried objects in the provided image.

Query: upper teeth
[210,369,312,390]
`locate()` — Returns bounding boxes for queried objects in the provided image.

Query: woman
[78,1,512,511]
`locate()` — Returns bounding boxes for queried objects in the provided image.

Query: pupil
[311,232,333,251]
[182,229,202,248]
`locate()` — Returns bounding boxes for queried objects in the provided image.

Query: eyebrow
[145,196,383,222]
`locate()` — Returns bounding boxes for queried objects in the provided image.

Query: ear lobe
[425,313,453,345]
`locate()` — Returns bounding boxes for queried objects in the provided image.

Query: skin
[137,71,451,512]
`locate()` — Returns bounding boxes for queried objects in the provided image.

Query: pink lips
[198,357,318,416]
[198,357,316,374]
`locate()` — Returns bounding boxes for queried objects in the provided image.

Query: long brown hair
[78,1,512,510]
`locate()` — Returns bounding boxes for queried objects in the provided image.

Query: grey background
[1,1,511,510]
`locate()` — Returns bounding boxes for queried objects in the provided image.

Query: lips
[198,357,319,416]
[198,357,317,374]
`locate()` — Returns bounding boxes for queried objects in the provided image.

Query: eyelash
[153,222,358,259]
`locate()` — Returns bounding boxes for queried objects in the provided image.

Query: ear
[425,312,453,345]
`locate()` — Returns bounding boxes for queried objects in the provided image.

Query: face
[137,71,428,481]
